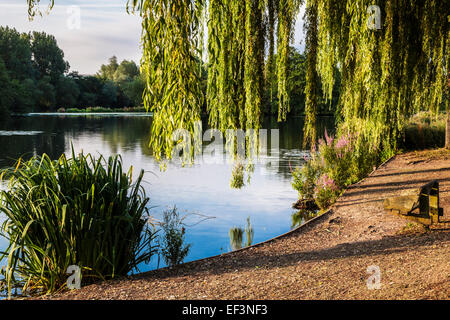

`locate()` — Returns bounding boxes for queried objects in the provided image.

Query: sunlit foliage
[305,0,449,158]
[26,1,448,160]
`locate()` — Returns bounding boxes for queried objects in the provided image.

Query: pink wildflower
[324,128,334,146]
[335,135,349,149]
[318,138,325,147]
[318,174,338,191]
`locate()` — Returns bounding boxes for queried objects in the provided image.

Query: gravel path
[39,149,450,300]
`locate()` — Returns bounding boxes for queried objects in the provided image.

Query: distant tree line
[0,26,145,116]
[0,26,339,117]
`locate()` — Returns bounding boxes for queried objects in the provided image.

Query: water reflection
[0,117,66,167]
[229,217,254,251]
[291,210,318,229]
[0,114,335,272]
[244,216,254,247]
[229,227,244,251]
[230,162,245,189]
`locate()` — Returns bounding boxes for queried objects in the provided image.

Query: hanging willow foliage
[266,0,277,104]
[127,0,206,162]
[277,0,302,121]
[305,0,449,157]
[207,0,247,132]
[207,0,267,134]
[303,0,319,148]
[26,0,303,162]
[26,0,54,18]
[244,0,265,131]
[26,0,446,162]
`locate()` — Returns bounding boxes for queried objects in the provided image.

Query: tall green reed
[0,150,156,297]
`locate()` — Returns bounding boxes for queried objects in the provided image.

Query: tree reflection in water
[229,216,254,251]
[291,209,318,229]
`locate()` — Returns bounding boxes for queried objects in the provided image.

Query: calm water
[0,114,334,275]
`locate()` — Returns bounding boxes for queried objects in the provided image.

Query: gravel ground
[36,149,450,300]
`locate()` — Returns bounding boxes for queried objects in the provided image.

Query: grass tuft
[0,151,156,297]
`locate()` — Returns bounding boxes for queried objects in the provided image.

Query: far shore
[22,112,153,117]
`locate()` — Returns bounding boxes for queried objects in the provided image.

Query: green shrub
[160,207,191,267]
[350,137,380,180]
[316,130,355,188]
[313,174,339,210]
[0,151,156,297]
[291,160,321,200]
[292,129,379,211]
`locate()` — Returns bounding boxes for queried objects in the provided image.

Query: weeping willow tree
[266,0,278,104]
[277,0,302,121]
[207,0,247,133]
[303,0,449,158]
[26,0,302,161]
[26,0,448,161]
[303,0,319,148]
[126,0,206,162]
[128,0,303,161]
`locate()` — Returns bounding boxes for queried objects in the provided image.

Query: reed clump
[0,151,156,297]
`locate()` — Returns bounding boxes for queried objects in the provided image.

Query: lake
[0,113,334,276]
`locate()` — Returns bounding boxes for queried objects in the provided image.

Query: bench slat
[383,195,420,214]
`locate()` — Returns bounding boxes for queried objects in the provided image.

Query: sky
[0,0,306,75]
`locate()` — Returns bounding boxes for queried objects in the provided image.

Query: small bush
[0,151,156,297]
[316,130,356,188]
[292,129,379,211]
[160,207,191,267]
[292,160,321,200]
[314,174,339,210]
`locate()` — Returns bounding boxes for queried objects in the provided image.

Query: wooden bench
[383,180,443,225]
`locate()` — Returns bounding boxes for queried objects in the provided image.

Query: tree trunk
[446,112,450,149]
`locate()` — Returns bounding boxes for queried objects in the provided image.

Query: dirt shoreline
[37,149,450,300]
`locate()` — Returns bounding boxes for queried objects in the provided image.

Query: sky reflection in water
[0,114,334,272]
